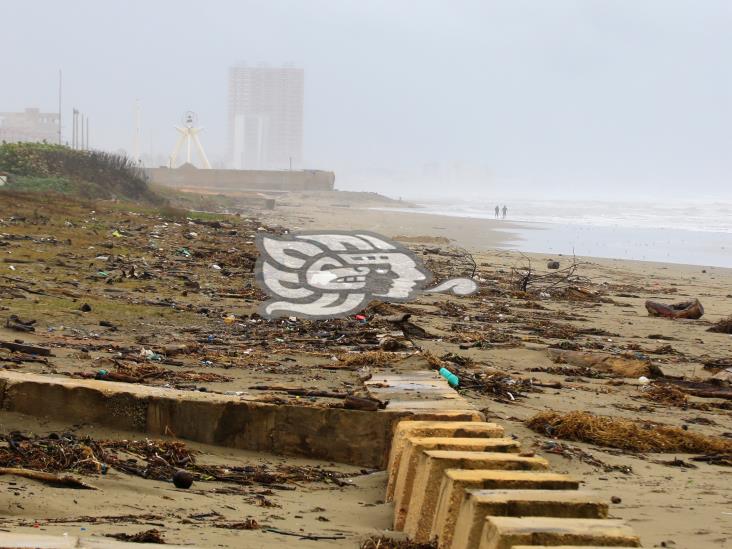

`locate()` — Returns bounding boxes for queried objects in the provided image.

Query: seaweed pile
[0,433,357,486]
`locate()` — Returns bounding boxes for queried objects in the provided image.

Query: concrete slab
[399,451,548,538]
[366,371,477,413]
[478,517,641,549]
[386,421,504,502]
[449,490,608,549]
[392,437,520,533]
[432,471,581,549]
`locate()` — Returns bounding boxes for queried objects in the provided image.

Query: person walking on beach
[494,205,500,219]
[502,205,508,219]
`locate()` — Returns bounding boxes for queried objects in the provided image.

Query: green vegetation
[0,142,162,204]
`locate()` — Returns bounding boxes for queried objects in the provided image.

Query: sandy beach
[0,190,730,548]
[269,195,732,548]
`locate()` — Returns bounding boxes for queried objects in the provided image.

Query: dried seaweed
[642,383,689,407]
[708,315,732,334]
[527,410,732,454]
[338,351,403,368]
[106,529,166,544]
[361,536,437,549]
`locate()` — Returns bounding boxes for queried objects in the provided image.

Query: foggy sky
[1,0,730,200]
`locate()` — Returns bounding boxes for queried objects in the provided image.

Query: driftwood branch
[0,467,98,489]
[510,252,590,294]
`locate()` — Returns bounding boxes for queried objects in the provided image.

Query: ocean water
[382,200,732,268]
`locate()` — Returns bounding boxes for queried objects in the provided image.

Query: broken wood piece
[0,340,53,356]
[342,395,383,411]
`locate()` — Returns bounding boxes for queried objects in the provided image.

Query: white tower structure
[169,111,211,169]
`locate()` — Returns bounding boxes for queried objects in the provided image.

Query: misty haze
[0,2,731,549]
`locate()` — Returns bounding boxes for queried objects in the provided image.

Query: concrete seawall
[0,371,478,469]
[146,165,334,193]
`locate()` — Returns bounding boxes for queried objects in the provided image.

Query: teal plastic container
[439,367,459,388]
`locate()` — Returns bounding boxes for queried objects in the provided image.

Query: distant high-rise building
[228,65,304,170]
[0,108,59,144]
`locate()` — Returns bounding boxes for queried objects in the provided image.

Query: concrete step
[431,469,581,548]
[386,420,505,502]
[399,450,549,538]
[392,437,521,530]
[449,490,608,549]
[478,517,641,549]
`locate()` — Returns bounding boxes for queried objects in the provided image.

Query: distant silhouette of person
[494,205,500,219]
[502,205,507,219]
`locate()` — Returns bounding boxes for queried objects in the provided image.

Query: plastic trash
[439,366,460,388]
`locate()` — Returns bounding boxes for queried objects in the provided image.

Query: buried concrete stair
[377,372,644,548]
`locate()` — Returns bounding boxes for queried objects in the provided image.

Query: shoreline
[268,201,732,273]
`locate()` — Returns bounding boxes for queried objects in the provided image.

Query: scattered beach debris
[708,315,732,334]
[75,361,234,387]
[5,314,36,332]
[703,357,732,371]
[548,349,660,378]
[214,518,260,530]
[691,453,732,467]
[262,527,346,541]
[642,383,689,407]
[539,441,632,474]
[459,371,541,401]
[173,469,194,489]
[106,529,166,544]
[510,254,591,296]
[645,298,704,319]
[360,536,437,549]
[0,433,359,486]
